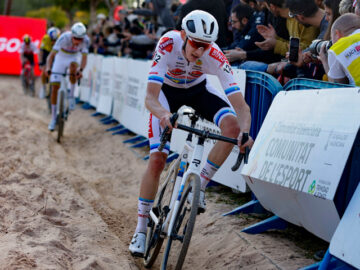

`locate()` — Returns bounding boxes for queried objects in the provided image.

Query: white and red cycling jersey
[148,30,241,97]
[19,42,38,55]
[52,31,90,55]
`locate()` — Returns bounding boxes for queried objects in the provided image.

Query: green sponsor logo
[308,180,316,194]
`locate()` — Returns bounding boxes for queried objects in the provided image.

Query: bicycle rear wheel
[57,91,65,143]
[161,173,200,270]
[144,159,180,268]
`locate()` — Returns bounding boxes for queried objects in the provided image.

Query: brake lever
[158,113,178,151]
[231,133,249,171]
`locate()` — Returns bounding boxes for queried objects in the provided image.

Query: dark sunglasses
[72,37,84,41]
[188,38,212,50]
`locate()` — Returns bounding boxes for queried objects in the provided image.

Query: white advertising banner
[79,54,95,102]
[97,57,115,115]
[89,55,103,108]
[112,57,128,123]
[241,88,360,241]
[119,59,151,137]
[330,183,360,269]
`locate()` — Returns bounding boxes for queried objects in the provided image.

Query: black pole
[4,0,12,15]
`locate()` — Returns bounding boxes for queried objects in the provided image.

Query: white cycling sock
[135,197,154,234]
[200,160,219,191]
[51,105,57,122]
[69,83,75,98]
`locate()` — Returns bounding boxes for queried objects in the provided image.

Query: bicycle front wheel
[161,173,200,270]
[144,159,180,268]
[57,91,65,143]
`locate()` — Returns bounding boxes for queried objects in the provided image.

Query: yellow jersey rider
[38,27,60,98]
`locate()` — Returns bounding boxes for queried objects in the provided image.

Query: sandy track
[0,75,317,270]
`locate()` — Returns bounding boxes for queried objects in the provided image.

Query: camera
[309,39,333,57]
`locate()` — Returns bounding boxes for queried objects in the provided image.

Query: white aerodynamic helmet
[181,10,219,43]
[71,22,87,39]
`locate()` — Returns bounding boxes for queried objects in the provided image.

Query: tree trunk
[104,0,120,21]
[90,0,102,27]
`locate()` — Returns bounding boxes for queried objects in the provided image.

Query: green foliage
[26,6,70,29]
[74,11,90,25]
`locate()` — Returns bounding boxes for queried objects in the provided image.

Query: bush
[26,6,69,29]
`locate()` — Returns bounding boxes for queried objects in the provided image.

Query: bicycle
[21,60,35,96]
[143,112,249,270]
[50,72,71,143]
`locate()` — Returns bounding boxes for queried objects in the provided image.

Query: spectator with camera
[318,13,360,86]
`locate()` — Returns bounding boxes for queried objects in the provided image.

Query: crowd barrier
[77,54,359,269]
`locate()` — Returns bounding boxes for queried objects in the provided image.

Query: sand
[0,75,317,270]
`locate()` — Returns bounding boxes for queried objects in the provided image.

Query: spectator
[104,25,123,56]
[225,4,289,65]
[281,0,328,79]
[133,0,175,29]
[227,3,264,51]
[238,0,319,75]
[355,0,360,15]
[339,0,355,14]
[319,13,360,85]
[323,0,341,40]
[175,0,230,48]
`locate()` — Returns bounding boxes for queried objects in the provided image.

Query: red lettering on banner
[0,15,46,75]
[209,47,229,65]
[158,37,174,53]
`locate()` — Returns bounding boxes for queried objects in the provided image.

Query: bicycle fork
[167,140,204,238]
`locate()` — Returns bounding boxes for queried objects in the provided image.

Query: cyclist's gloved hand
[237,132,254,152]
[46,69,51,77]
[76,69,83,79]
[160,112,176,132]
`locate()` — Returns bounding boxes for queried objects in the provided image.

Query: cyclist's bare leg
[135,152,167,234]
[69,62,78,97]
[50,82,60,122]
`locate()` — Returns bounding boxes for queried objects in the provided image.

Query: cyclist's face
[181,30,209,62]
[72,37,83,46]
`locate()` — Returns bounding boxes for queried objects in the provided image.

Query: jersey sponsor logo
[344,45,360,59]
[189,70,203,77]
[169,68,185,76]
[149,71,159,75]
[229,82,237,86]
[209,47,229,64]
[158,37,174,53]
[148,114,154,138]
[195,59,202,65]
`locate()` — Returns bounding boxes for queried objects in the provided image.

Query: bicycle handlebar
[47,71,81,85]
[158,113,250,171]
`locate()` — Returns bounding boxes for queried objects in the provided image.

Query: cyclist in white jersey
[19,34,38,79]
[129,10,254,257]
[46,22,90,131]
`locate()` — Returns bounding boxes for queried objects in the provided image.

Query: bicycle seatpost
[158,113,179,151]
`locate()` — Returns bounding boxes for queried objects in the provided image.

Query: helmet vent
[186,20,196,33]
[210,22,214,34]
[201,19,207,34]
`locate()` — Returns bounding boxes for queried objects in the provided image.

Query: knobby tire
[144,159,180,268]
[161,173,200,270]
[57,91,65,143]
